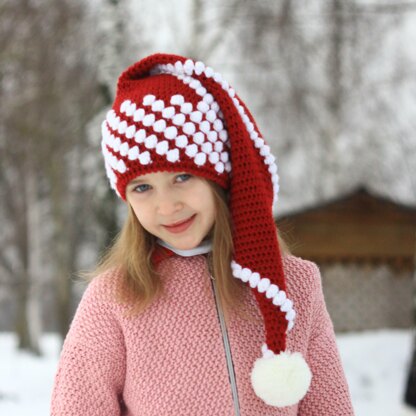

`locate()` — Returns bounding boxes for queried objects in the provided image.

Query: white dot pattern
[102,76,233,180]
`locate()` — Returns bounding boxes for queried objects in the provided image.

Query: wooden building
[276,186,416,332]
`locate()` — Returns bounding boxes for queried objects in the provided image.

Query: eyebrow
[128,178,147,186]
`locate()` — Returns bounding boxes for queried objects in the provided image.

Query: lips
[163,214,196,233]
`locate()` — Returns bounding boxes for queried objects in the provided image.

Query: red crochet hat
[101,53,312,408]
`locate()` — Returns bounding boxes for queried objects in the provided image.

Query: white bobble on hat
[166,148,179,162]
[194,152,207,165]
[251,351,312,407]
[171,94,184,105]
[143,94,156,105]
[162,106,175,118]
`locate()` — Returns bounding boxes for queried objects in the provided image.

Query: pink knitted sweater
[50,253,354,415]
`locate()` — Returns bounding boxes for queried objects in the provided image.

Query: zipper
[210,274,241,416]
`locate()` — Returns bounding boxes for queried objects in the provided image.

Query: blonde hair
[83,180,292,324]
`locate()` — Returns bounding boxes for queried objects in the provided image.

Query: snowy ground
[0,329,414,415]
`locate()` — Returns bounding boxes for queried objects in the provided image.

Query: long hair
[83,180,292,323]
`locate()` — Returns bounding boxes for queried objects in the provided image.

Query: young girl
[50,53,355,415]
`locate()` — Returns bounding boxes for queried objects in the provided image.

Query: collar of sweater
[156,238,212,256]
[152,238,212,266]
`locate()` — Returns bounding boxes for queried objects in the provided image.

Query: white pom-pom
[255,138,265,148]
[269,164,278,174]
[220,152,229,163]
[207,131,218,143]
[142,114,155,127]
[134,129,146,144]
[204,66,214,78]
[214,141,223,152]
[164,126,178,140]
[213,119,223,132]
[195,61,205,75]
[260,145,271,156]
[206,110,217,123]
[181,102,193,114]
[183,122,196,135]
[119,142,129,156]
[213,72,222,83]
[281,299,293,313]
[202,142,213,154]
[166,148,180,162]
[134,108,145,122]
[219,130,228,142]
[196,86,207,96]
[185,144,198,157]
[173,114,186,126]
[128,146,139,160]
[125,103,136,116]
[249,272,261,288]
[190,79,201,89]
[152,99,164,112]
[190,111,203,123]
[258,278,271,293]
[203,94,214,105]
[125,125,136,139]
[200,121,210,133]
[153,119,166,132]
[162,106,175,119]
[197,101,210,113]
[240,267,251,282]
[286,309,296,321]
[215,162,225,173]
[120,100,131,113]
[265,284,279,299]
[194,152,207,166]
[183,59,194,75]
[251,351,312,407]
[139,151,151,165]
[145,134,157,149]
[116,159,126,173]
[209,152,220,164]
[273,290,287,306]
[143,95,156,106]
[113,137,121,151]
[118,120,127,134]
[174,61,183,73]
[193,132,205,145]
[175,135,188,148]
[156,140,169,156]
[171,95,185,106]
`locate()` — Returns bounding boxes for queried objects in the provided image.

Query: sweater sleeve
[50,277,126,416]
[298,262,355,416]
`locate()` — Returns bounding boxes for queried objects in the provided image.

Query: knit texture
[50,254,354,415]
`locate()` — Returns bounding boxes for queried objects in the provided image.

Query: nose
[155,188,183,216]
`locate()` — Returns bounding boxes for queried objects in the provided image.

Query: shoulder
[282,254,322,301]
[78,266,125,309]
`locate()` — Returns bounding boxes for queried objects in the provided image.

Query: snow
[0,329,414,415]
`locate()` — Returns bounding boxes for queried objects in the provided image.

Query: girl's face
[125,171,216,251]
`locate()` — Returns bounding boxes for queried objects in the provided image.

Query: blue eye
[177,174,192,182]
[134,184,151,193]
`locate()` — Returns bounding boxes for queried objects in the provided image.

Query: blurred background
[1,0,416,414]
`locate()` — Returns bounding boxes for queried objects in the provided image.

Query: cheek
[130,202,150,226]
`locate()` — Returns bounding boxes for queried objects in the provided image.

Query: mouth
[163,214,196,233]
